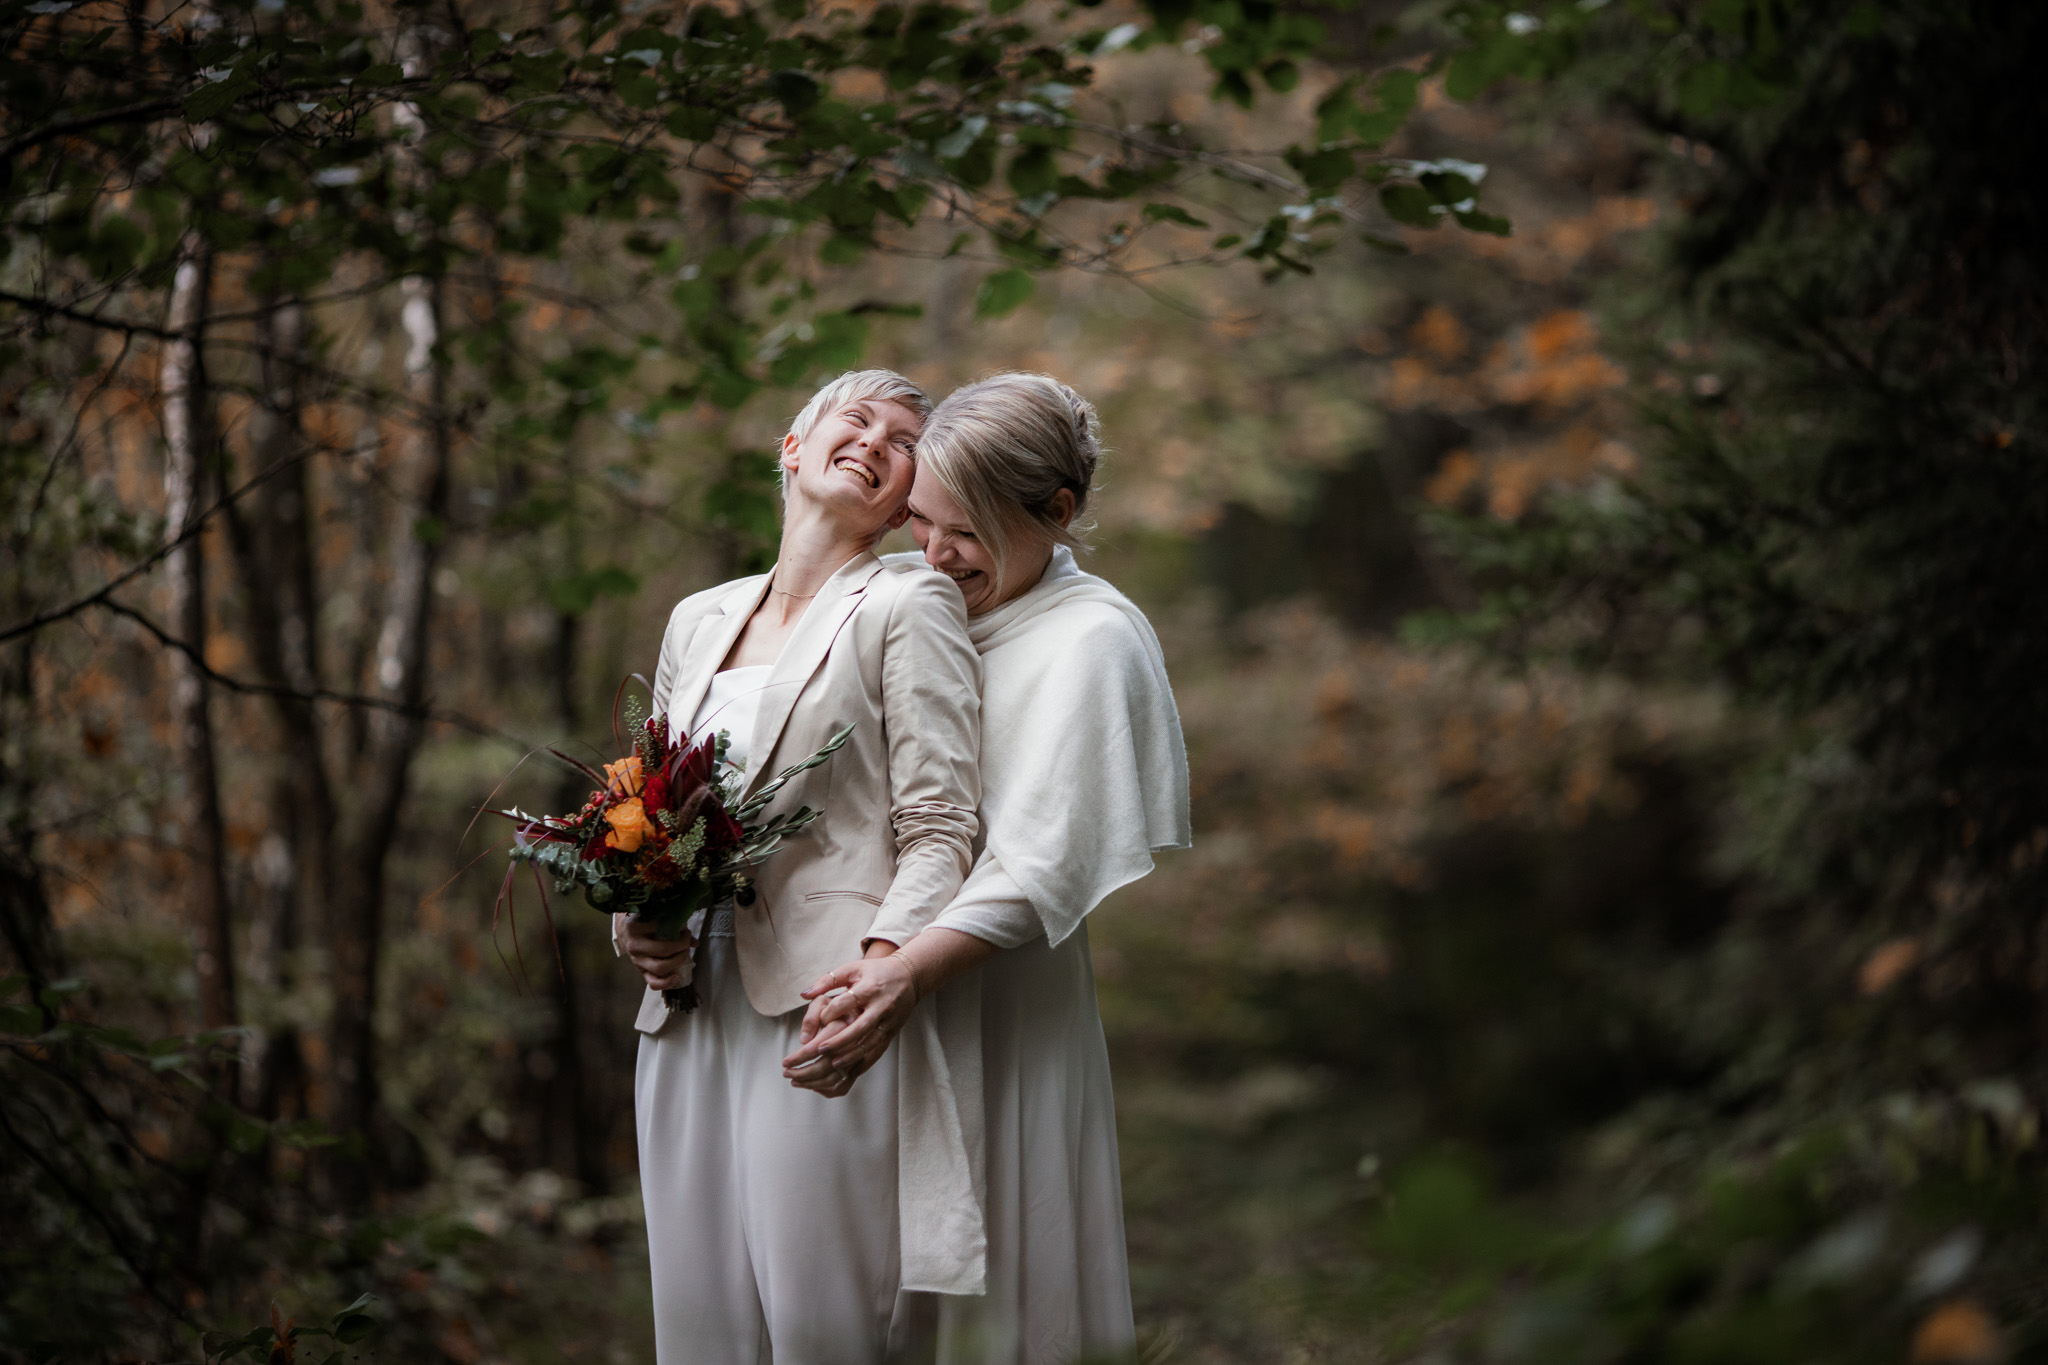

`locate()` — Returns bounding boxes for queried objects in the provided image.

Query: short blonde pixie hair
[787,368,932,445]
[778,369,932,502]
[915,372,1100,580]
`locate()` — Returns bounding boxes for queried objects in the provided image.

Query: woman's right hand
[619,916,695,991]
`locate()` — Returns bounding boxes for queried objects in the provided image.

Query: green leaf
[819,235,867,265]
[671,277,716,319]
[1142,203,1210,228]
[1263,59,1299,93]
[1354,67,1420,146]
[87,214,145,276]
[1007,146,1058,198]
[1287,145,1355,192]
[1379,183,1440,228]
[1442,47,1497,102]
[332,1293,376,1321]
[1315,75,1363,143]
[1419,171,1478,205]
[769,69,821,117]
[1361,232,1410,255]
[1212,233,1243,250]
[355,62,403,87]
[333,1314,378,1346]
[1454,209,1511,236]
[182,72,252,122]
[974,268,1035,319]
[667,106,719,141]
[614,72,658,108]
[509,52,565,92]
[809,310,868,370]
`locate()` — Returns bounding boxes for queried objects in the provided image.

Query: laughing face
[779,397,924,536]
[907,463,1007,616]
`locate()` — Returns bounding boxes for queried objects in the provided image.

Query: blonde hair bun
[916,372,1101,580]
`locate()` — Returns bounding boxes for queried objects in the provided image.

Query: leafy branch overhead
[2,0,1507,414]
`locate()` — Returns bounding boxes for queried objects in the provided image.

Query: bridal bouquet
[498,699,853,1013]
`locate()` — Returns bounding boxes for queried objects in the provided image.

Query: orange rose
[604,796,650,852]
[604,755,644,797]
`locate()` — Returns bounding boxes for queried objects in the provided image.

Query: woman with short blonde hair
[786,372,1192,1363]
[620,368,984,1364]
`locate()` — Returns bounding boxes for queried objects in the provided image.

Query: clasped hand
[782,943,919,1098]
[620,915,695,991]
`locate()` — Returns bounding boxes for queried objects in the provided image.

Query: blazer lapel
[740,553,883,797]
[666,575,771,744]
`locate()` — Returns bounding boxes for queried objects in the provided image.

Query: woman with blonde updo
[783,373,1192,1362]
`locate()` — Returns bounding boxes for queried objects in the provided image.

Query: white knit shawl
[890,547,1191,941]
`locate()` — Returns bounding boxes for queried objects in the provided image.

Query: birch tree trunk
[161,248,238,1048]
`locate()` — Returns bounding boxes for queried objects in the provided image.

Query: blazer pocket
[802,890,883,907]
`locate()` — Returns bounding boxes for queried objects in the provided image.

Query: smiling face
[909,462,1054,617]
[779,397,924,538]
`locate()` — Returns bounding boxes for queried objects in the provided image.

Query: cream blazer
[633,551,982,1031]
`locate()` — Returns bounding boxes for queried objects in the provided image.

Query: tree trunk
[222,292,329,1116]
[0,606,60,1022]
[323,269,451,1191]
[544,607,610,1192]
[161,249,238,1051]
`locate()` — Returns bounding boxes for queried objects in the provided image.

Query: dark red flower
[705,805,743,852]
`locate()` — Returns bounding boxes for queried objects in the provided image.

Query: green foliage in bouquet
[499,701,853,1009]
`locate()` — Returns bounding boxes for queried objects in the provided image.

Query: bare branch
[96,598,529,747]
[0,445,317,647]
[0,96,186,168]
[0,287,178,341]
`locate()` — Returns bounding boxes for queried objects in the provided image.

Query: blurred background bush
[3,0,2042,1361]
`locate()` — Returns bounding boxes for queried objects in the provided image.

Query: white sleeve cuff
[929,850,1043,950]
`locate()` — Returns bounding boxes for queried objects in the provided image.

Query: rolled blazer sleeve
[865,571,982,945]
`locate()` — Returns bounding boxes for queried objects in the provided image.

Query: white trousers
[636,933,906,1365]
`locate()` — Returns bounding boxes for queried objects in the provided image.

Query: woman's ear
[884,500,914,532]
[1050,487,1077,528]
[779,431,802,477]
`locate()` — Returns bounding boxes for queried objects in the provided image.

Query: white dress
[929,858,1133,1365]
[635,665,915,1365]
[873,548,1193,1365]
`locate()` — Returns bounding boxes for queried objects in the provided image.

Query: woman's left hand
[782,945,918,1095]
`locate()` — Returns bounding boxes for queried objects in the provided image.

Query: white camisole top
[690,664,772,776]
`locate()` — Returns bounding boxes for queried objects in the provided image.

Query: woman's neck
[765,502,880,623]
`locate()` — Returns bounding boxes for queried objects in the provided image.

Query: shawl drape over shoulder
[889,547,1192,942]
